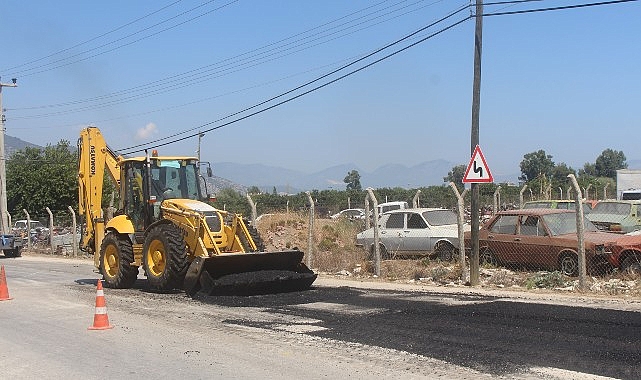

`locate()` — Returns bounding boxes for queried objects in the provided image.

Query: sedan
[466,209,641,276]
[330,208,366,220]
[355,208,465,260]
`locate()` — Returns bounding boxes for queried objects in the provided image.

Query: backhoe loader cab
[78,126,315,296]
[121,156,203,230]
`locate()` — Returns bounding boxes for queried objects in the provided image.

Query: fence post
[246,194,257,225]
[567,174,587,291]
[366,188,380,276]
[449,183,469,282]
[305,192,314,268]
[23,209,31,250]
[493,186,501,215]
[46,207,54,254]
[68,206,78,257]
[519,185,527,209]
[364,197,371,230]
[412,189,421,208]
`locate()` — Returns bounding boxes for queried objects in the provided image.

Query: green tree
[580,162,597,177]
[7,141,78,222]
[550,162,575,183]
[443,164,466,190]
[519,150,555,182]
[594,149,627,179]
[343,170,362,191]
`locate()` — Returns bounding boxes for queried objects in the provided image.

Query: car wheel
[380,244,391,260]
[621,255,641,276]
[435,241,457,262]
[480,248,497,267]
[368,243,390,260]
[559,252,579,276]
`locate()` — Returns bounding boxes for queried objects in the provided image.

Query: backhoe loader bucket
[183,250,316,296]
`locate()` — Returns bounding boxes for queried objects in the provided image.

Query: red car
[465,209,641,276]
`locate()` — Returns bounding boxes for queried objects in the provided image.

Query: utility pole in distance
[469,1,483,286]
[0,77,18,235]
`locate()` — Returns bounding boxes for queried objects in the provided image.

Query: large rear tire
[143,223,189,291]
[100,232,138,288]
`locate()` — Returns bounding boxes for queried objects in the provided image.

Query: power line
[5,0,235,78]
[1,0,184,73]
[482,0,639,16]
[115,0,638,155]
[9,0,443,117]
[117,14,472,155]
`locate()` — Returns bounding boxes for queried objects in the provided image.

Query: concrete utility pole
[469,1,483,286]
[196,130,205,162]
[0,77,18,235]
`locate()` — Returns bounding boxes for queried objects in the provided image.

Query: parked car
[12,220,48,242]
[330,208,365,220]
[375,201,409,216]
[523,200,592,214]
[12,220,46,232]
[465,209,641,276]
[356,208,465,260]
[587,200,641,234]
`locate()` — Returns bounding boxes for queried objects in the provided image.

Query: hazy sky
[1,0,639,181]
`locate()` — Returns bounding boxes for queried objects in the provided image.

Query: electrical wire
[116,14,472,155]
[5,0,236,78]
[8,0,445,117]
[116,0,637,155]
[482,0,639,16]
[1,0,184,73]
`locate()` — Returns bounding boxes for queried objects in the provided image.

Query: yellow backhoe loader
[78,126,315,295]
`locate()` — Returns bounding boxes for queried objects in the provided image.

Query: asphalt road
[1,255,640,379]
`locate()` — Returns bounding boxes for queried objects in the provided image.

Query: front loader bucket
[184,250,317,296]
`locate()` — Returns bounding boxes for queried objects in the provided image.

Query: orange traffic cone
[0,265,12,301]
[88,279,113,330]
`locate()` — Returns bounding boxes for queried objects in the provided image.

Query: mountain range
[6,134,640,193]
[213,160,460,193]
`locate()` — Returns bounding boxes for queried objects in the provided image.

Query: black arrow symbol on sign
[473,161,483,177]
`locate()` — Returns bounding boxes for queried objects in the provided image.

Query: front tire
[143,223,189,291]
[622,255,641,276]
[559,252,579,276]
[368,243,390,260]
[435,241,457,262]
[100,232,138,288]
[480,248,498,267]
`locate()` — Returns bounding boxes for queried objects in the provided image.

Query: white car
[330,208,366,220]
[356,208,466,261]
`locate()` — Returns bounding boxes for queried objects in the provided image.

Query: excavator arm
[77,127,122,255]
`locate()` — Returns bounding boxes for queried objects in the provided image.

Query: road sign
[463,145,493,183]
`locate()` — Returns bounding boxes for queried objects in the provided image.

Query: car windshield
[422,210,457,226]
[592,202,631,215]
[542,213,597,235]
[523,202,550,209]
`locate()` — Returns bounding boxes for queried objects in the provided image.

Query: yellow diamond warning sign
[463,145,493,183]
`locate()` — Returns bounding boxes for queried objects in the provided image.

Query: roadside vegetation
[255,212,641,298]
